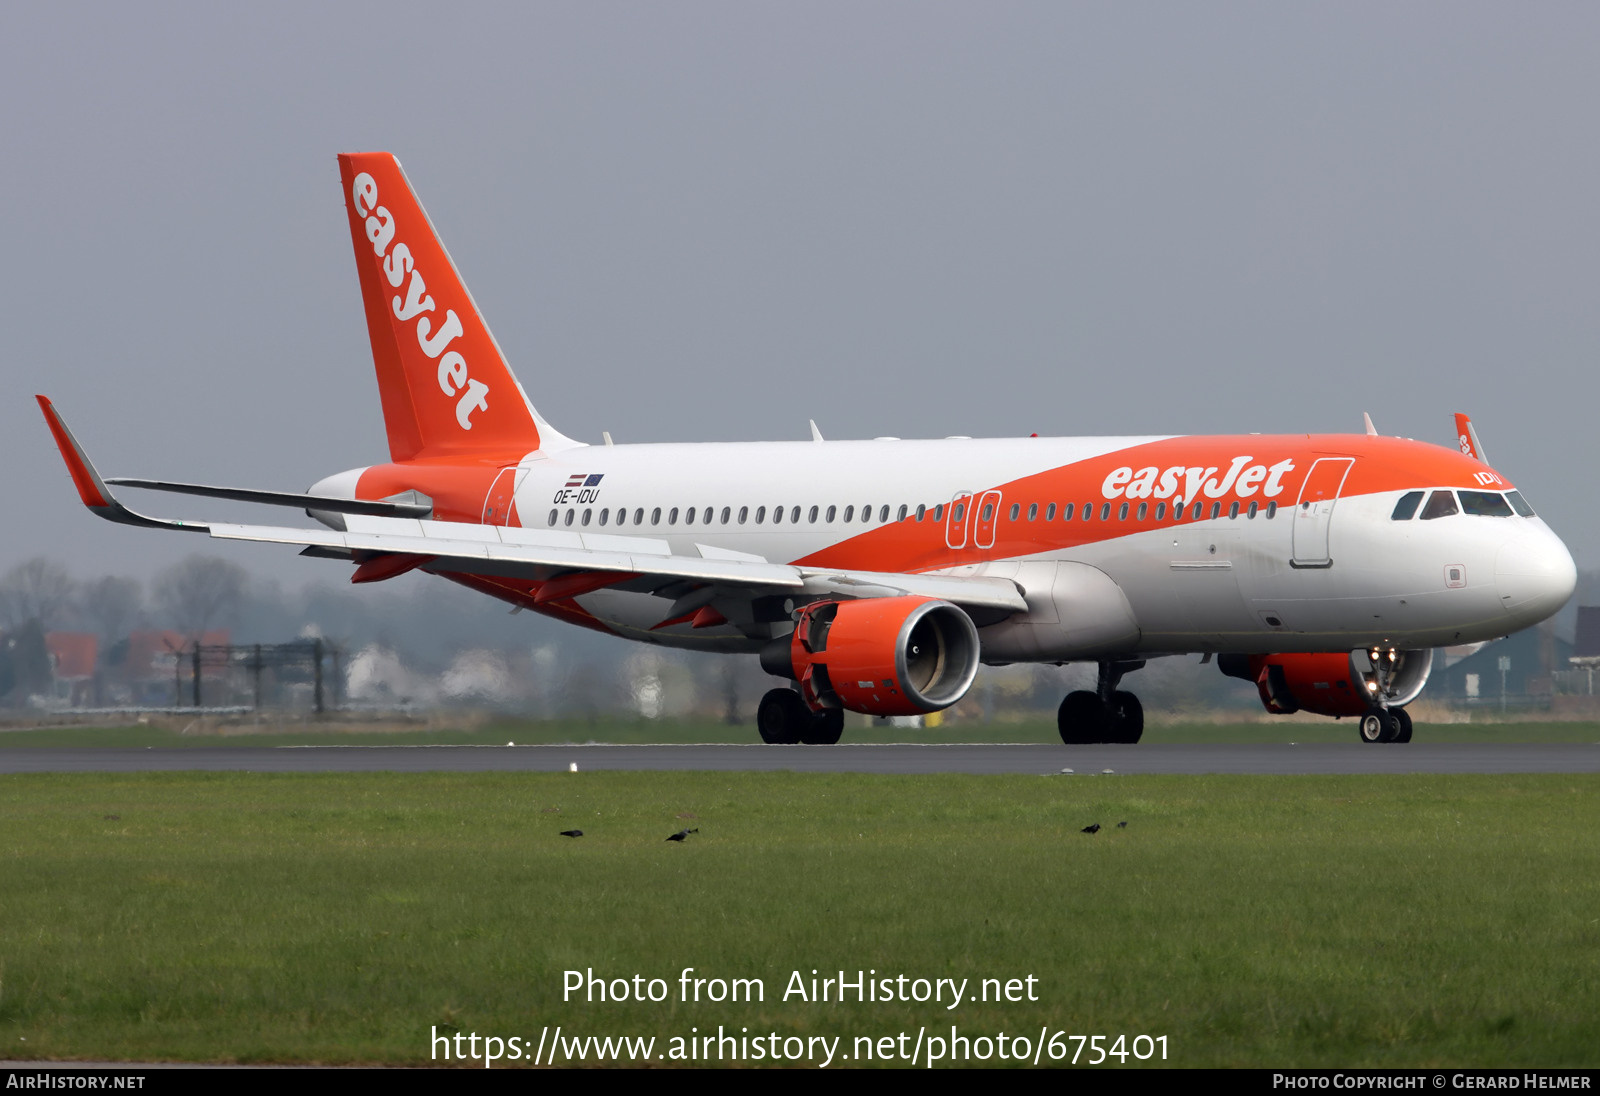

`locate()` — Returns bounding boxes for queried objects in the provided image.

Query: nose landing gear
[1057,660,1146,745]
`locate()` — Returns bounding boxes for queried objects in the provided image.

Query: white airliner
[38,152,1577,745]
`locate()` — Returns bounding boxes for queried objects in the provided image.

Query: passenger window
[1007,503,1018,521]
[981,503,993,522]
[1459,490,1514,517]
[1266,501,1277,518]
[582,509,592,526]
[932,504,944,522]
[599,508,609,526]
[1228,502,1239,519]
[651,507,661,526]
[861,504,872,522]
[548,508,558,526]
[808,505,819,523]
[1118,502,1129,521]
[880,506,890,522]
[1027,503,1037,521]
[1209,502,1220,520]
[825,505,836,522]
[684,507,695,525]
[738,506,748,524]
[1507,491,1535,517]
[1247,501,1258,518]
[791,506,801,523]
[633,508,644,525]
[721,506,731,524]
[668,507,679,525]
[755,506,766,523]
[953,503,966,523]
[1062,503,1073,521]
[565,509,575,526]
[1100,503,1111,521]
[773,506,784,524]
[1045,503,1056,521]
[1191,502,1202,521]
[1136,502,1147,521]
[1155,502,1165,521]
[1420,490,1459,520]
[1391,491,1424,520]
[915,504,926,521]
[843,505,855,522]
[897,505,908,521]
[1088,503,1097,521]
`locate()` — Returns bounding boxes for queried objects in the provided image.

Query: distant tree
[153,555,247,640]
[0,619,54,705]
[0,558,78,632]
[79,575,144,644]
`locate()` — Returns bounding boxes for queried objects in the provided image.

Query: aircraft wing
[205,516,1027,611]
[39,396,1026,615]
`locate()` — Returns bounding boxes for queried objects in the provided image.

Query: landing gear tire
[801,708,845,745]
[1391,707,1413,743]
[1358,710,1398,744]
[1058,691,1106,745]
[1111,691,1144,744]
[757,688,807,744]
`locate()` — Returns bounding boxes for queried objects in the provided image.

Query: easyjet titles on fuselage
[1100,456,1295,506]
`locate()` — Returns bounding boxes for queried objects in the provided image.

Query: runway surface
[2,743,1598,775]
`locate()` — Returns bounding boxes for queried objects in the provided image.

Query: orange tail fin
[1453,412,1488,464]
[338,152,573,462]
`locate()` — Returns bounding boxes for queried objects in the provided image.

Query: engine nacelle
[1219,648,1434,717]
[759,596,980,716]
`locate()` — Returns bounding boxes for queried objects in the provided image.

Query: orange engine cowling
[764,596,981,717]
[1219,649,1434,717]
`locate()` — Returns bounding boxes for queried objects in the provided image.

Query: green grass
[1,771,1598,1066]
[3,716,1598,748]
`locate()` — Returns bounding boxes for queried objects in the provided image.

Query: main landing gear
[1357,707,1413,744]
[1058,660,1145,745]
[757,687,845,745]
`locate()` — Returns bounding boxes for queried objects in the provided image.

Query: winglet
[1362,411,1378,437]
[36,396,207,533]
[1453,412,1489,464]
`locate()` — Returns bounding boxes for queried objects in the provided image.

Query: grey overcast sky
[3,2,1597,585]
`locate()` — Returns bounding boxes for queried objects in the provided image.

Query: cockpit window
[1507,490,1536,517]
[1459,490,1515,518]
[1391,491,1424,520]
[1419,490,1459,520]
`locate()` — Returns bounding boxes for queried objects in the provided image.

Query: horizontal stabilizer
[106,478,432,518]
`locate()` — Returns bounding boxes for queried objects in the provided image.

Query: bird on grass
[1117,821,1127,829]
[559,830,584,838]
[1081,823,1101,835]
[666,828,700,842]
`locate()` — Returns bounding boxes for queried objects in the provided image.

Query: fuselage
[315,430,1577,662]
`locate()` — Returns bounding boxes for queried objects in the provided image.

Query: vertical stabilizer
[337,152,576,462]
[1453,411,1489,464]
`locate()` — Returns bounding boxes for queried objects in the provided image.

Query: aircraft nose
[1495,527,1577,624]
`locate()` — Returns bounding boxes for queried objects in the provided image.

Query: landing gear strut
[1058,661,1145,745]
[757,688,845,745]
[1358,707,1412,744]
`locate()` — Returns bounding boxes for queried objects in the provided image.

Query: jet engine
[759,596,980,717]
[1219,648,1434,717]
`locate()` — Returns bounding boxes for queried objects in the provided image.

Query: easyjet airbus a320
[39,153,1577,745]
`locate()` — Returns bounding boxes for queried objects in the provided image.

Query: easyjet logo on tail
[351,172,489,430]
[1101,456,1296,505]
